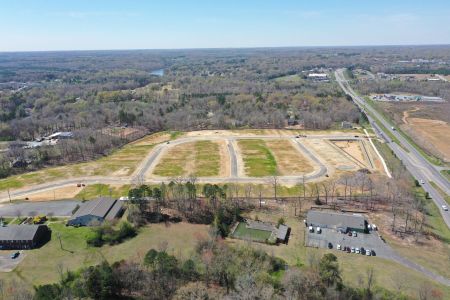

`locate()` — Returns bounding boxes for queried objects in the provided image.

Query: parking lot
[306,227,390,257]
[0,200,81,217]
[0,251,25,272]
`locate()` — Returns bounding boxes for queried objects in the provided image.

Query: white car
[316,227,322,234]
[366,249,371,256]
[352,231,357,237]
[309,226,314,233]
[420,180,425,185]
[355,248,360,254]
[442,205,448,211]
[337,244,341,250]
[351,247,355,253]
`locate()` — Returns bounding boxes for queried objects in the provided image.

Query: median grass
[441,170,450,182]
[238,139,277,177]
[75,184,131,200]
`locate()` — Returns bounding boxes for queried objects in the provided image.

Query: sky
[1,0,450,51]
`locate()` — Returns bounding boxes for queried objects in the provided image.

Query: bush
[87,222,137,247]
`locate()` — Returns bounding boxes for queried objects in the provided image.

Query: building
[341,121,353,129]
[0,225,51,250]
[276,224,290,243]
[47,131,73,140]
[306,210,368,233]
[307,73,329,81]
[67,197,124,226]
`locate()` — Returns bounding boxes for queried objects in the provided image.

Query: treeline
[33,237,415,300]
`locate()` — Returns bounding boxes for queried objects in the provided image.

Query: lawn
[238,139,277,177]
[0,221,208,287]
[153,140,223,177]
[75,184,131,200]
[231,222,272,242]
[440,170,450,182]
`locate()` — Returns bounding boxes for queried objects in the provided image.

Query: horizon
[2,0,450,52]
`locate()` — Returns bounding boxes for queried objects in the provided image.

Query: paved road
[335,69,450,229]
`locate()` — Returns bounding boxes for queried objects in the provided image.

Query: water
[150,69,164,77]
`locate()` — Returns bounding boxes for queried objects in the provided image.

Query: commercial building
[0,224,51,250]
[67,197,124,226]
[306,210,368,233]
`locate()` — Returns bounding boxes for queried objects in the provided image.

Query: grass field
[238,139,277,177]
[152,140,224,177]
[265,140,314,175]
[441,170,450,181]
[0,221,208,287]
[231,222,272,242]
[75,184,130,200]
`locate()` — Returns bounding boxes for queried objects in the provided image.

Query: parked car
[360,247,365,254]
[371,250,376,256]
[309,226,314,233]
[337,244,341,250]
[366,249,371,256]
[442,205,448,211]
[316,227,322,234]
[10,252,19,259]
[355,248,360,254]
[328,242,333,249]
[346,247,351,253]
[351,247,355,253]
[352,231,357,237]
[371,224,377,231]
[347,231,353,236]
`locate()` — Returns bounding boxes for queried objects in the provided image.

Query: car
[391,126,396,130]
[347,231,352,236]
[337,244,341,250]
[309,226,314,233]
[166,141,170,144]
[442,205,448,211]
[371,250,376,256]
[77,183,82,187]
[316,227,322,234]
[371,224,377,231]
[328,242,333,249]
[351,247,355,253]
[10,252,20,259]
[366,249,371,256]
[420,180,425,185]
[352,231,357,237]
[346,248,351,253]
[355,248,360,254]
[360,247,365,254]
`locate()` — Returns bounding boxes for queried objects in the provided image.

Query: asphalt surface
[335,69,450,229]
[0,200,81,217]
[307,228,450,286]
[0,251,25,272]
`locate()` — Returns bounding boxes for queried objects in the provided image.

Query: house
[306,210,368,233]
[67,197,124,226]
[307,73,329,81]
[0,225,51,250]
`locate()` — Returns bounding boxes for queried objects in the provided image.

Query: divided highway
[335,69,450,229]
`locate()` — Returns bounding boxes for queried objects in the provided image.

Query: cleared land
[152,140,226,177]
[0,221,208,286]
[11,185,81,202]
[403,117,450,162]
[302,139,357,171]
[0,132,171,192]
[237,139,277,177]
[265,140,314,175]
[333,140,369,168]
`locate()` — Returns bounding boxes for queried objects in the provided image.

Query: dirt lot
[332,141,368,168]
[302,139,358,172]
[265,139,314,175]
[11,185,82,202]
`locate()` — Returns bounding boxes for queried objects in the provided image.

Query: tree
[319,253,342,288]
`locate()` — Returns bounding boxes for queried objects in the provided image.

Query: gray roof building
[306,210,368,232]
[0,225,50,250]
[68,197,124,226]
[276,224,289,242]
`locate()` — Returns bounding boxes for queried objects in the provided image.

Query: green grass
[193,140,221,177]
[0,222,208,288]
[441,170,450,182]
[75,184,130,200]
[238,139,277,177]
[231,222,272,242]
[429,181,450,205]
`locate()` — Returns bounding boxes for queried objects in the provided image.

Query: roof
[70,197,118,220]
[105,200,123,220]
[277,224,289,240]
[306,210,366,230]
[0,225,44,241]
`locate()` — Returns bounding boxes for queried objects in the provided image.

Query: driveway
[0,251,25,272]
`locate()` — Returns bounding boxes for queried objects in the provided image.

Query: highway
[335,69,450,229]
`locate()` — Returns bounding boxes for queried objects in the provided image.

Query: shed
[276,224,290,243]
